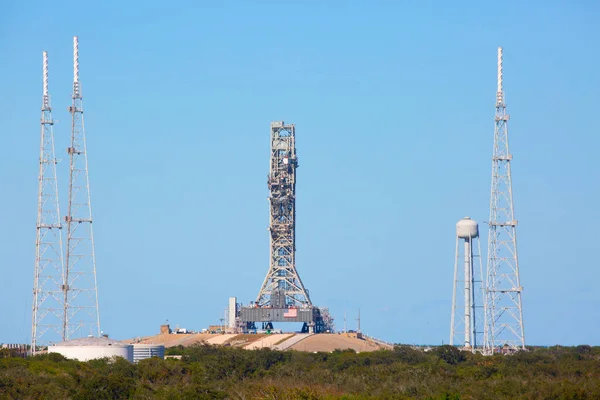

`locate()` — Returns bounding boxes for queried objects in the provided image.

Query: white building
[132,344,165,363]
[49,337,133,362]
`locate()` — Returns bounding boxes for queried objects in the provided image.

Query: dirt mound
[125,332,388,352]
[289,333,385,352]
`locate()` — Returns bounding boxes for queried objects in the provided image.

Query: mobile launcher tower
[238,121,333,334]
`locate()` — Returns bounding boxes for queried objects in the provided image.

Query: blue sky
[1,0,598,346]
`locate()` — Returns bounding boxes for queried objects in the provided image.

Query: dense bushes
[0,344,598,399]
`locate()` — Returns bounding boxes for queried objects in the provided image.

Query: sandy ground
[289,333,385,352]
[126,332,388,352]
[222,334,265,347]
[127,333,219,348]
[273,333,312,350]
[173,334,219,347]
[206,334,237,345]
[244,334,294,350]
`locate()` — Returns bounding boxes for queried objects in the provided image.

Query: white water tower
[450,217,485,352]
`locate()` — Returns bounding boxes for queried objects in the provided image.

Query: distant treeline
[0,344,598,399]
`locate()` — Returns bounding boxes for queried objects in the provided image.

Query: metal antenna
[32,51,66,353]
[256,121,312,307]
[450,217,485,353]
[483,47,526,354]
[64,36,101,339]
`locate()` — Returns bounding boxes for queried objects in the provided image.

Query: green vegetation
[0,344,598,399]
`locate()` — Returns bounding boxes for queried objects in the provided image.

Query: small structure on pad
[238,121,332,334]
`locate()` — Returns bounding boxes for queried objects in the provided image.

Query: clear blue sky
[1,0,598,346]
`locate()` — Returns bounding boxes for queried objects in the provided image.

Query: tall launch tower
[256,121,312,307]
[483,47,525,354]
[450,217,484,352]
[239,121,331,333]
[64,36,101,339]
[32,51,66,352]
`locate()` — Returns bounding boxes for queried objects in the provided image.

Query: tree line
[0,344,598,399]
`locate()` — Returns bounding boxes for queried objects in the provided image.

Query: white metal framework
[450,217,485,352]
[64,36,101,339]
[483,47,526,354]
[255,121,312,307]
[32,51,66,352]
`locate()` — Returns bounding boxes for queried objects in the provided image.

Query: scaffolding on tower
[238,121,332,334]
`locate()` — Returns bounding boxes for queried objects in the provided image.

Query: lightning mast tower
[64,36,101,339]
[256,121,312,307]
[450,217,484,352]
[32,51,66,353]
[483,47,525,354]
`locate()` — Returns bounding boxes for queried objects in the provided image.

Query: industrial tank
[49,337,133,362]
[456,217,479,239]
[133,344,165,363]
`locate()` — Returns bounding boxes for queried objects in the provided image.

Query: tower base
[239,306,331,334]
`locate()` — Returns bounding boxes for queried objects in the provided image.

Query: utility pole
[32,51,65,353]
[483,47,526,354]
[64,36,101,339]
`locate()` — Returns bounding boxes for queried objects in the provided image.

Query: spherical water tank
[133,344,165,363]
[49,337,133,362]
[456,217,479,239]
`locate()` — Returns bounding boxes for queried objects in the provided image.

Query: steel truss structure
[32,51,66,352]
[239,121,334,334]
[256,121,312,307]
[64,36,101,339]
[483,47,526,354]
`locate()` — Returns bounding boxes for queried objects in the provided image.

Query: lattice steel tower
[483,47,525,354]
[64,36,101,339]
[32,51,66,352]
[256,121,312,307]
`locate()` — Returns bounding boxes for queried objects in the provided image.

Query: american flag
[284,308,298,318]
